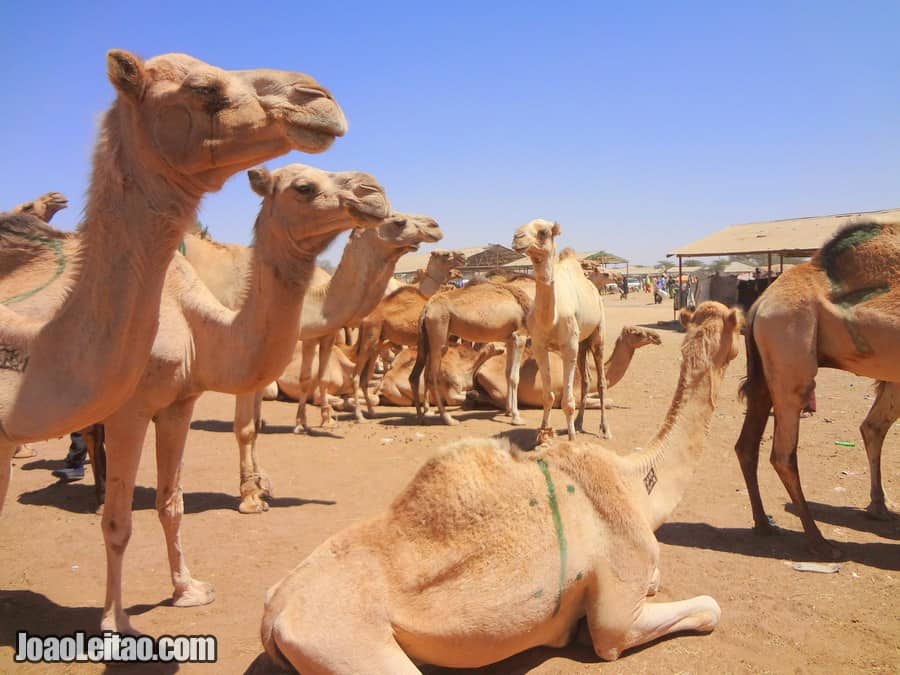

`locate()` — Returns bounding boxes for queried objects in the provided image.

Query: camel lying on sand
[0,50,347,512]
[475,326,661,409]
[410,277,535,426]
[512,220,610,442]
[96,165,389,634]
[353,250,467,420]
[261,302,742,672]
[379,343,503,407]
[735,219,899,559]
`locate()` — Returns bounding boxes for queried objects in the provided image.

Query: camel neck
[623,356,725,531]
[417,269,445,298]
[531,256,557,327]
[604,335,638,388]
[301,232,397,337]
[17,109,199,437]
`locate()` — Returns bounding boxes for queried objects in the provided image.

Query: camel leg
[575,340,589,433]
[505,333,526,426]
[154,398,215,608]
[734,386,777,534]
[430,342,457,426]
[560,341,579,441]
[860,382,899,520]
[316,335,337,428]
[0,442,13,515]
[585,593,721,661]
[591,331,611,439]
[533,341,555,443]
[770,391,841,560]
[83,424,107,514]
[293,340,318,434]
[234,391,271,514]
[100,411,151,634]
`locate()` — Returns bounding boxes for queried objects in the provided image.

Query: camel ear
[551,221,561,237]
[679,308,694,329]
[725,307,743,333]
[247,168,273,196]
[107,50,145,100]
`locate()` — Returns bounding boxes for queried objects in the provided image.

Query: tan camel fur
[859,381,898,518]
[379,343,503,406]
[352,250,467,419]
[512,219,610,442]
[291,214,444,433]
[96,165,389,634]
[735,220,899,560]
[0,50,347,512]
[409,276,535,426]
[476,326,661,410]
[261,302,742,673]
[10,192,69,223]
[276,340,359,404]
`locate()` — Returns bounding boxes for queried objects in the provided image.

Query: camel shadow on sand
[0,590,179,674]
[657,517,899,571]
[17,482,335,516]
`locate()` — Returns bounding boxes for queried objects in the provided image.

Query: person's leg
[52,431,88,481]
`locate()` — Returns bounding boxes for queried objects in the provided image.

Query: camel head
[11,192,68,223]
[247,164,389,259]
[424,249,467,283]
[584,264,622,290]
[621,326,662,348]
[374,213,443,259]
[678,302,744,370]
[104,50,347,195]
[512,219,561,265]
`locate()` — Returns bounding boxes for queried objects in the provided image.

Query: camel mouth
[347,198,391,225]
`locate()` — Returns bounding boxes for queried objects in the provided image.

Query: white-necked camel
[261,302,743,673]
[291,215,444,433]
[352,249,467,420]
[97,164,389,634]
[735,220,899,559]
[0,50,347,512]
[409,276,535,426]
[512,219,610,442]
[475,326,661,410]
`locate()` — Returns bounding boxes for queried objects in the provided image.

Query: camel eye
[293,183,315,195]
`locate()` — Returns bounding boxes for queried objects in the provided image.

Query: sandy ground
[1,295,897,674]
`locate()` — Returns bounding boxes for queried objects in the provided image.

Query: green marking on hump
[177,239,187,256]
[1,236,67,307]
[835,284,890,309]
[566,484,575,494]
[529,497,538,507]
[537,458,567,617]
[819,222,883,285]
[531,588,544,599]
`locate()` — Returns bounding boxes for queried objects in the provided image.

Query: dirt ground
[1,295,897,674]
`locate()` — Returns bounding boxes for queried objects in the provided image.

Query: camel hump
[0,212,70,244]
[384,284,425,303]
[815,220,899,298]
[559,247,578,260]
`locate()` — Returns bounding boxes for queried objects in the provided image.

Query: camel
[185,214,442,512]
[260,302,743,673]
[276,340,361,405]
[95,164,389,634]
[735,220,899,560]
[379,343,503,407]
[290,216,444,433]
[475,326,662,410]
[511,219,610,442]
[10,192,69,222]
[409,276,535,426]
[0,50,348,512]
[352,249,467,420]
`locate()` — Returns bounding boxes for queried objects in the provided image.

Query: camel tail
[738,302,767,403]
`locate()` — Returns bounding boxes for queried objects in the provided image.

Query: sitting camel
[475,326,661,410]
[1,50,347,512]
[379,343,503,407]
[276,340,360,406]
[512,219,610,442]
[261,302,742,672]
[409,276,535,426]
[736,219,899,559]
[95,165,389,634]
[352,249,467,420]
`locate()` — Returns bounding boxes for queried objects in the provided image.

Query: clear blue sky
[2,1,898,265]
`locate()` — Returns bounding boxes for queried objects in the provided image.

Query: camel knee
[235,421,257,449]
[102,514,133,555]
[156,485,184,521]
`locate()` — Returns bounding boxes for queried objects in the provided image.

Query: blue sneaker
[52,465,85,482]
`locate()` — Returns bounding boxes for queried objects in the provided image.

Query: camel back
[0,214,72,306]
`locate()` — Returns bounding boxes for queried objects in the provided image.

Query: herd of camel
[0,50,897,673]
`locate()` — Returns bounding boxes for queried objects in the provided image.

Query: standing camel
[352,249,467,420]
[475,326,661,410]
[409,277,535,426]
[0,50,347,512]
[97,164,389,634]
[735,220,899,559]
[261,302,743,673]
[511,219,610,442]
